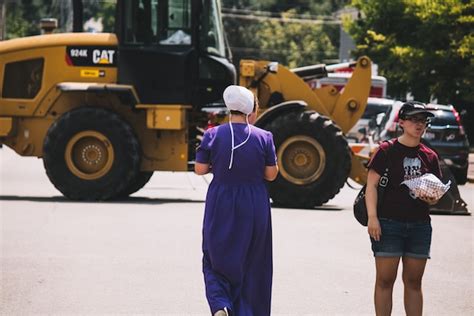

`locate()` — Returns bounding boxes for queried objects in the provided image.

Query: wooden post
[0,0,5,41]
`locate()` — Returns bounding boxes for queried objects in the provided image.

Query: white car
[346,97,395,142]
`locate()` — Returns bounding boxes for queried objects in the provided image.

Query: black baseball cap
[398,101,435,119]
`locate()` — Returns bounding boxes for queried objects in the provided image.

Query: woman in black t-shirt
[366,101,441,316]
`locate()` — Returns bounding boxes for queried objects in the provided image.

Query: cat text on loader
[0,0,371,207]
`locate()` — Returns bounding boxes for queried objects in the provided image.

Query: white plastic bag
[401,173,451,200]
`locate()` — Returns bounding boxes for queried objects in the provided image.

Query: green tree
[255,10,337,67]
[5,0,116,38]
[222,0,349,16]
[224,9,339,68]
[221,0,348,67]
[345,0,473,109]
[5,3,31,39]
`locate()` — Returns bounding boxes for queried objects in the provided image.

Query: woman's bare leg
[402,257,427,316]
[375,257,401,316]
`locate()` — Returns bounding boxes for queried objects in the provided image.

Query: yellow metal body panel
[240,61,255,77]
[349,154,370,185]
[139,129,189,171]
[240,59,330,116]
[329,57,372,133]
[0,89,189,171]
[0,34,118,118]
[0,33,118,55]
[0,32,189,172]
[1,116,56,156]
[239,56,372,134]
[0,117,12,136]
[136,104,191,130]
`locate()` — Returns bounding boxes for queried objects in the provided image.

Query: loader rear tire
[264,109,351,208]
[119,171,154,197]
[43,107,141,200]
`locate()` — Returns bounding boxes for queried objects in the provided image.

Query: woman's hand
[366,169,381,241]
[264,165,278,181]
[195,162,211,175]
[368,217,382,241]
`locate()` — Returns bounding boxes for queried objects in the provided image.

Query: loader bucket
[430,160,470,215]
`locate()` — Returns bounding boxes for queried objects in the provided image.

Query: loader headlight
[268,62,278,73]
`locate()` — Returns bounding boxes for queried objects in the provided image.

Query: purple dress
[196,123,277,316]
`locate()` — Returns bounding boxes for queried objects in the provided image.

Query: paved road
[468,153,474,183]
[1,147,473,315]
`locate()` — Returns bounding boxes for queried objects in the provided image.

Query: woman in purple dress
[195,85,278,316]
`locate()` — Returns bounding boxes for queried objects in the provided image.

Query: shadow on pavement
[271,204,343,211]
[0,195,204,204]
[0,195,344,211]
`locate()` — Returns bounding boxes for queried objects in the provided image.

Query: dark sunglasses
[404,116,430,124]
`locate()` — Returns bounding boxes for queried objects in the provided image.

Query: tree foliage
[222,0,348,67]
[224,10,339,68]
[4,0,115,38]
[222,0,347,16]
[255,11,337,68]
[345,0,473,108]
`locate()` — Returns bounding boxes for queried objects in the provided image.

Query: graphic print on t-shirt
[403,157,422,180]
[404,157,422,199]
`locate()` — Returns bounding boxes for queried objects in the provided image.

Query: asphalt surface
[468,153,474,183]
[1,147,473,315]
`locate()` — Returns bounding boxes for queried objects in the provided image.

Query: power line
[230,46,338,55]
[222,8,341,25]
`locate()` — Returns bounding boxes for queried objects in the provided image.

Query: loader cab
[115,0,236,106]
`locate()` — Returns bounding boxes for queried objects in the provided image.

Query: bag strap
[378,139,395,188]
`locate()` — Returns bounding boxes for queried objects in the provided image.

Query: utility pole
[0,0,5,41]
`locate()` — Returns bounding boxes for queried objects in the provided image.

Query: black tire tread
[119,171,154,197]
[43,107,141,200]
[264,109,352,208]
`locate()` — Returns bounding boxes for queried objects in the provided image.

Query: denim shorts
[370,218,432,259]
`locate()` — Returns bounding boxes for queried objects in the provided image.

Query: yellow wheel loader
[0,0,371,206]
[240,58,372,207]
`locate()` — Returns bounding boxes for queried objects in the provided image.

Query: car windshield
[362,102,391,119]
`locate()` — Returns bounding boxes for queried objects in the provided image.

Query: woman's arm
[366,169,382,241]
[195,162,211,175]
[264,165,279,181]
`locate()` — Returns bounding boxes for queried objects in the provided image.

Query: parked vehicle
[374,102,470,185]
[346,97,395,142]
[307,73,388,98]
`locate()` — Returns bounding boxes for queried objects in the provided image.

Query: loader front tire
[119,171,154,197]
[265,110,351,208]
[43,107,141,200]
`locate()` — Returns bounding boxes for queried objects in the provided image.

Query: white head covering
[222,85,255,169]
[223,85,254,114]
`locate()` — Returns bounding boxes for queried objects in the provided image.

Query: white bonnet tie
[228,114,252,169]
[222,85,255,170]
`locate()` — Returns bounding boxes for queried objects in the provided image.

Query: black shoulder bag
[353,140,393,226]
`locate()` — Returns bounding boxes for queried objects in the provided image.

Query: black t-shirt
[367,139,442,222]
